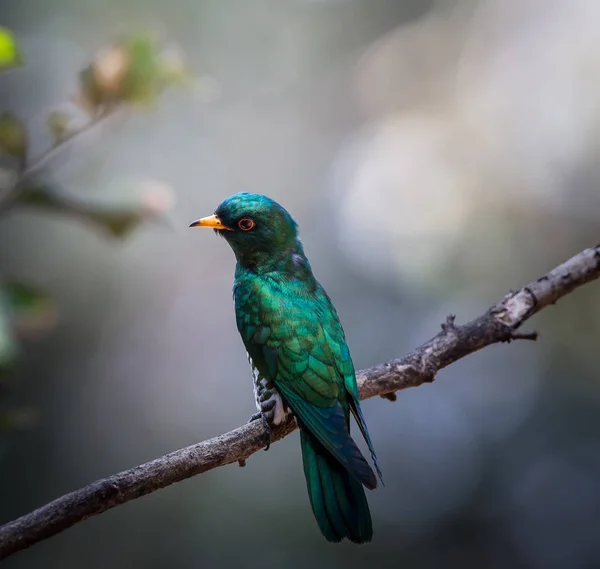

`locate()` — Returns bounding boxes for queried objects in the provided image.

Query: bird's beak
[189,214,232,230]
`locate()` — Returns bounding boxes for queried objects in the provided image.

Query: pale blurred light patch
[456,0,600,210]
[85,177,175,217]
[335,0,600,289]
[297,0,353,4]
[138,179,175,216]
[191,74,222,104]
[334,113,474,285]
[354,5,469,118]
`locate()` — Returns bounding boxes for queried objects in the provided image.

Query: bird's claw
[248,411,262,423]
[247,411,272,451]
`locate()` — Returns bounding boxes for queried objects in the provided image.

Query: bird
[190,192,383,543]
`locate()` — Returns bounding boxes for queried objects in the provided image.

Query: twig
[27,108,118,179]
[1,245,599,560]
[0,106,120,215]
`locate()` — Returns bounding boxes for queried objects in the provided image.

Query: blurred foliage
[0,113,27,159]
[77,33,190,112]
[0,27,23,71]
[0,28,189,434]
[17,184,171,238]
[4,281,59,339]
[45,112,71,145]
[0,292,19,374]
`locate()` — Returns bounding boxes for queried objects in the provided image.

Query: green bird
[190,193,383,543]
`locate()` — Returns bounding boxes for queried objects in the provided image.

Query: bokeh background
[2,0,600,568]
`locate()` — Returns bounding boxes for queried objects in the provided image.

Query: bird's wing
[235,276,378,489]
[320,290,384,485]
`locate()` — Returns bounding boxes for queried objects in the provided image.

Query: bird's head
[190,192,301,266]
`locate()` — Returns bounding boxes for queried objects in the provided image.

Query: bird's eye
[238,218,255,231]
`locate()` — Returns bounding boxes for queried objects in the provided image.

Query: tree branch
[1,245,599,560]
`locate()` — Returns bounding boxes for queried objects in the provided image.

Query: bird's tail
[300,429,373,544]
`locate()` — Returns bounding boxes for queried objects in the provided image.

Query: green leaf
[121,33,162,105]
[0,27,23,71]
[0,113,27,159]
[4,281,58,338]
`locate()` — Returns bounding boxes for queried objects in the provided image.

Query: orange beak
[189,215,232,231]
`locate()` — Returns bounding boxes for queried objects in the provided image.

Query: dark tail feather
[300,429,373,544]
[349,398,384,486]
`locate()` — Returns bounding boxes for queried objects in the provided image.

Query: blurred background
[1,0,600,568]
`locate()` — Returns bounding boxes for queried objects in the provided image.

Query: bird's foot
[247,411,272,451]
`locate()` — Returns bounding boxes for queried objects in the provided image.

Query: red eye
[238,218,255,231]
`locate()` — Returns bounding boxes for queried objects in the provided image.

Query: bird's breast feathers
[233,272,356,409]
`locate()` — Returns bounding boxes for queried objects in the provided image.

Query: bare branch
[1,245,599,560]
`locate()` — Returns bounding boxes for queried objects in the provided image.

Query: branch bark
[1,245,599,560]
